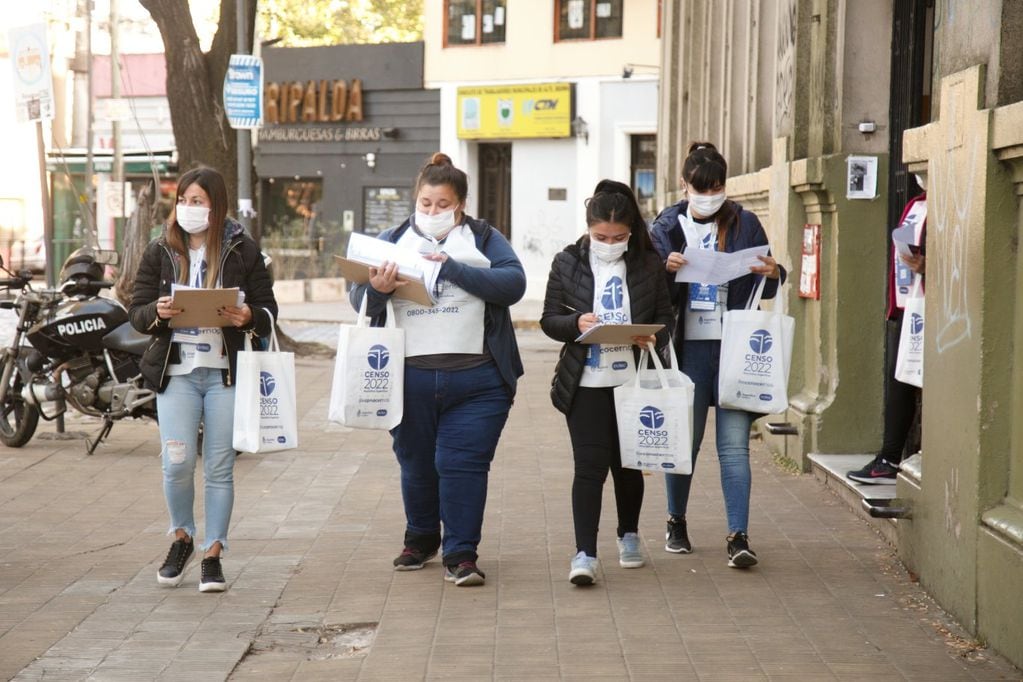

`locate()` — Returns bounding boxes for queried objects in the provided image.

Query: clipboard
[334,255,435,307]
[168,288,241,328]
[575,323,664,344]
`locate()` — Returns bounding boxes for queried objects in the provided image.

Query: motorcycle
[0,246,157,454]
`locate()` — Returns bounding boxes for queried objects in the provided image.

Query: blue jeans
[156,368,236,552]
[391,362,512,566]
[664,340,756,534]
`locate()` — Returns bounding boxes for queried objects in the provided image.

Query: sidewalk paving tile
[0,330,1019,680]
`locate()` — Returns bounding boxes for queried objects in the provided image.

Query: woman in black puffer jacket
[540,180,674,587]
[129,166,277,594]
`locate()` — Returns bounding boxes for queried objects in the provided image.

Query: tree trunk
[139,0,257,209]
[114,180,157,306]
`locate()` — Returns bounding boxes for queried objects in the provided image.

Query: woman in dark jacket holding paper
[129,166,277,593]
[649,142,785,568]
[349,153,525,587]
[541,180,674,586]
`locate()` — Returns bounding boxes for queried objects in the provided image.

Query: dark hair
[167,166,229,286]
[681,141,737,247]
[414,152,468,204]
[585,179,653,254]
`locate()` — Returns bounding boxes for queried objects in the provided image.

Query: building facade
[658,0,1023,667]
[254,42,439,278]
[423,0,661,298]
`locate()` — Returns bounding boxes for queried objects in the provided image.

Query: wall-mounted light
[622,63,659,79]
[857,120,877,134]
[364,151,376,171]
[381,127,399,139]
[571,116,589,144]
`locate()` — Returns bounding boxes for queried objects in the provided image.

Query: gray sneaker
[569,551,598,585]
[616,532,645,568]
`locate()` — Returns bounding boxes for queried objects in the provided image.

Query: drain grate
[248,621,378,661]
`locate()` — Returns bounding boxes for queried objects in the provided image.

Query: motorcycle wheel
[0,370,40,447]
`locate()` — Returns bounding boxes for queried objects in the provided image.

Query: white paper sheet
[674,245,770,285]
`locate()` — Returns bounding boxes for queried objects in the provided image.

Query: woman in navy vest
[350,153,525,587]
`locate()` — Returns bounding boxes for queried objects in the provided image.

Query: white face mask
[687,191,726,218]
[415,208,458,238]
[590,238,628,263]
[176,205,210,234]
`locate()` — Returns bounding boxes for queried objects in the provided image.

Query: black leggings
[566,387,644,557]
[882,316,922,464]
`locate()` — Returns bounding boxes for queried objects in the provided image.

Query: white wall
[510,138,580,299]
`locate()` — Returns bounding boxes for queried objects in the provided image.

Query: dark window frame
[444,0,507,48]
[554,0,624,42]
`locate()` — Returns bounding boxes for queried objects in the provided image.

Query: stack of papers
[674,245,770,284]
[168,285,244,328]
[335,233,441,306]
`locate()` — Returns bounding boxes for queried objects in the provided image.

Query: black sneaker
[199,556,227,592]
[847,457,899,485]
[444,561,485,587]
[157,537,194,586]
[727,532,758,568]
[665,516,692,553]
[393,547,438,571]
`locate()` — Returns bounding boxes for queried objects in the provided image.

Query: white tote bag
[614,343,695,474]
[327,297,405,430]
[718,278,795,414]
[894,278,924,387]
[233,316,298,453]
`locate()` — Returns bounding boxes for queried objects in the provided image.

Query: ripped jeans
[156,367,236,552]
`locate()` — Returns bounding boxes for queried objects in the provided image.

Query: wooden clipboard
[333,255,435,307]
[168,288,240,328]
[575,323,665,344]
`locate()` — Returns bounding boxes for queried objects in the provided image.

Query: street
[0,328,1019,681]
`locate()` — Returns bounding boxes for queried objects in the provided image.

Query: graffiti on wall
[774,0,797,135]
[929,83,975,355]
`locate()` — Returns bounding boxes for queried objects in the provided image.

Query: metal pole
[84,0,95,245]
[236,0,252,232]
[37,121,54,287]
[110,0,123,245]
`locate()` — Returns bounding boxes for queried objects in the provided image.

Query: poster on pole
[8,23,55,123]
[223,54,263,129]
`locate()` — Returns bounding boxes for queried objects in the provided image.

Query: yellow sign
[457,83,572,139]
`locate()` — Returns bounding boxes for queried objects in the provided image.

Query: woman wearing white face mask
[649,142,785,568]
[349,153,525,587]
[129,166,277,593]
[541,180,674,586]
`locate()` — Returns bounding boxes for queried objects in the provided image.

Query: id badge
[689,283,718,311]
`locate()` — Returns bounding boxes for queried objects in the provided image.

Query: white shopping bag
[894,279,924,387]
[718,278,795,414]
[327,297,405,430]
[614,343,695,474]
[233,316,298,453]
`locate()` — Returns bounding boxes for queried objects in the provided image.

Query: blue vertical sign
[223,54,263,129]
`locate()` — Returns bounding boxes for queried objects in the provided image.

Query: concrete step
[808,453,902,546]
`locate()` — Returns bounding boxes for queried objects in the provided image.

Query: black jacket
[540,237,675,414]
[129,220,278,392]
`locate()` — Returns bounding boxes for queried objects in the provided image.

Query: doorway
[630,134,657,222]
[478,143,512,238]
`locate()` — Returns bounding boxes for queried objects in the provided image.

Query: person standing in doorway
[130,166,278,592]
[541,180,674,586]
[650,142,786,568]
[350,153,525,587]
[847,183,926,484]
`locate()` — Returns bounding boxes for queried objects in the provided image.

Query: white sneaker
[569,551,598,586]
[617,532,645,568]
